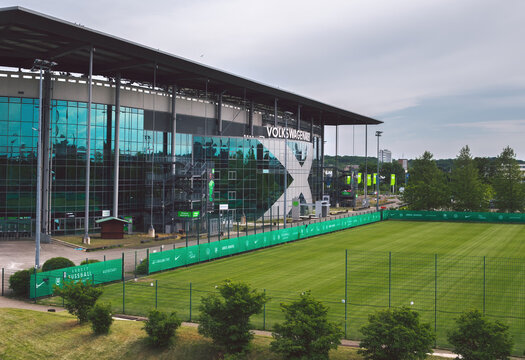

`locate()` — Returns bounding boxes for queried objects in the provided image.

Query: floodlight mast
[375,131,383,211]
[32,59,57,269]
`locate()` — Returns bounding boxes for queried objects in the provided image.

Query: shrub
[88,303,113,335]
[80,259,100,265]
[135,258,149,275]
[448,309,513,360]
[9,268,36,297]
[358,306,435,360]
[53,279,103,323]
[143,309,182,347]
[271,291,343,360]
[198,280,268,354]
[42,257,75,272]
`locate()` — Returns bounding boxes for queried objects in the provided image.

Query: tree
[493,146,525,212]
[53,279,103,323]
[450,146,490,211]
[143,309,182,347]
[402,151,449,210]
[358,307,435,360]
[88,303,113,335]
[9,268,36,298]
[271,291,343,360]
[42,257,75,272]
[448,309,513,360]
[198,280,268,354]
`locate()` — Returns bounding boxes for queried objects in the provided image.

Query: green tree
[53,279,103,323]
[143,309,182,347]
[450,146,490,211]
[402,151,449,210]
[448,309,513,360]
[271,291,343,360]
[358,307,435,360]
[198,280,268,354]
[493,146,525,212]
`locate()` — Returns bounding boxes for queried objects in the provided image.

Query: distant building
[398,159,408,171]
[379,149,392,163]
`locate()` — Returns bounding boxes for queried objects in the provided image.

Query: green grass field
[96,220,525,354]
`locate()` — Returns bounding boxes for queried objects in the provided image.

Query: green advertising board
[30,258,122,299]
[384,210,525,224]
[149,212,384,275]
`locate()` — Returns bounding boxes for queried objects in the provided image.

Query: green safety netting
[30,258,122,298]
[384,210,525,223]
[149,212,382,274]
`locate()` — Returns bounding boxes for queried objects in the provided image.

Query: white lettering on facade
[264,126,311,142]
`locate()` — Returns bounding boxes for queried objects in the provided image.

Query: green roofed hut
[95,217,130,239]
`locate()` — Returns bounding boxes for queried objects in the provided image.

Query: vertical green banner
[367,174,372,186]
[391,174,396,186]
[358,173,362,184]
[373,173,377,185]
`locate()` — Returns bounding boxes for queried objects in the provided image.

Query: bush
[143,309,182,347]
[271,291,343,360]
[9,268,36,297]
[135,258,148,275]
[358,307,435,360]
[198,280,267,354]
[42,257,75,272]
[80,259,100,265]
[88,303,113,335]
[448,309,513,360]
[53,279,103,323]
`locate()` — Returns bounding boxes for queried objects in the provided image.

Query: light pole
[375,131,382,211]
[283,111,292,229]
[32,59,57,268]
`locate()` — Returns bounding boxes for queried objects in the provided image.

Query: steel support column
[112,74,121,217]
[83,47,94,244]
[217,92,223,135]
[171,85,177,175]
[274,98,278,126]
[321,113,325,196]
[297,105,301,130]
[249,100,254,135]
[41,71,52,237]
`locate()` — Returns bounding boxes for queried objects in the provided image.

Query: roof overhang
[0,6,382,127]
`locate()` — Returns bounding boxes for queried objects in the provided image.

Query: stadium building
[0,7,381,239]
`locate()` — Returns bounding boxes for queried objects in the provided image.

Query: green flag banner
[346,176,351,185]
[358,173,362,184]
[367,174,372,186]
[390,174,396,186]
[373,173,377,185]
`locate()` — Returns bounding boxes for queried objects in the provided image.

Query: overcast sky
[5,0,525,160]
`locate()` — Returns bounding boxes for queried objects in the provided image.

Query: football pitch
[99,220,525,353]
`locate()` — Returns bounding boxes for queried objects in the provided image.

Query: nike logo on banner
[36,282,46,288]
[174,256,181,261]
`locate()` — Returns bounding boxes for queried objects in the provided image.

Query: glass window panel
[0,103,9,120]
[8,103,21,121]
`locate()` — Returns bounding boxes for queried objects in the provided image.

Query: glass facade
[0,95,322,236]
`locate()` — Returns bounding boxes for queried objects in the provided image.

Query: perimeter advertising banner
[30,258,122,299]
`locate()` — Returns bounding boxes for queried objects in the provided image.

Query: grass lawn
[91,221,523,355]
[0,308,444,360]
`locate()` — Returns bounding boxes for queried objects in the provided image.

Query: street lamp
[31,59,57,269]
[375,131,382,211]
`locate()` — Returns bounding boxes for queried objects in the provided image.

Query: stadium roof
[0,6,382,126]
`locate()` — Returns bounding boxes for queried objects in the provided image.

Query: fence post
[121,252,125,281]
[277,205,280,230]
[254,216,256,235]
[1,268,3,296]
[434,253,438,348]
[155,280,158,309]
[146,248,150,275]
[122,279,125,314]
[134,251,137,278]
[237,220,240,238]
[344,249,348,338]
[34,271,37,303]
[389,251,392,308]
[227,212,230,239]
[104,255,106,262]
[263,288,266,330]
[270,207,273,232]
[189,282,192,322]
[262,214,265,233]
[483,256,486,315]
[86,257,88,264]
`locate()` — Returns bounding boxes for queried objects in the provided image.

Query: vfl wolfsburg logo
[55,278,61,286]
